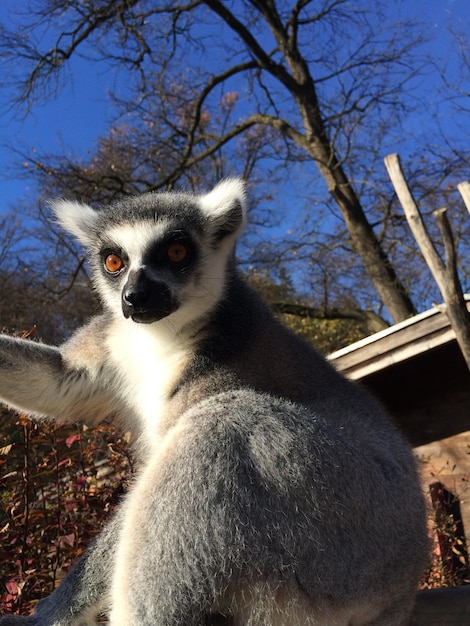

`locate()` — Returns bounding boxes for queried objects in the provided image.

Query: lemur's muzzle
[122,267,178,323]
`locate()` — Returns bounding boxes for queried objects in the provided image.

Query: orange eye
[104,253,124,274]
[167,242,189,263]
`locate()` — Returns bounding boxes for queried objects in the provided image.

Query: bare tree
[0,0,433,321]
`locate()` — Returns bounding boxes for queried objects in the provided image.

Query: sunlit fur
[0,179,428,626]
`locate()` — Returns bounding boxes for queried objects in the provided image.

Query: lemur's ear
[49,200,99,247]
[199,178,247,241]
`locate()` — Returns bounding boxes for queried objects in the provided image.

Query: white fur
[49,199,98,246]
[199,178,248,235]
[105,318,192,445]
[105,221,171,269]
[199,178,247,217]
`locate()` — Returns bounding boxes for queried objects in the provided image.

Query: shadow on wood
[411,586,470,625]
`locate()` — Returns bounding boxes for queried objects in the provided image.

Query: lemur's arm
[0,325,121,625]
[0,514,120,625]
[0,334,114,425]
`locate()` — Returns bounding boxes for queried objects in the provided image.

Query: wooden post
[384,153,470,372]
[457,181,470,215]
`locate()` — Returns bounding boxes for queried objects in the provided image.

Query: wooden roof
[328,299,470,447]
[328,303,464,380]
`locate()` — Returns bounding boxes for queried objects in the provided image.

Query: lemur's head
[50,179,246,328]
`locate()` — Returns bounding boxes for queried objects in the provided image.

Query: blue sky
[0,0,469,215]
[0,55,112,210]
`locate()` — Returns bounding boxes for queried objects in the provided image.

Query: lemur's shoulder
[61,314,111,373]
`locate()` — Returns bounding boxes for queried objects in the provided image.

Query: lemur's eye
[104,253,124,274]
[167,242,189,264]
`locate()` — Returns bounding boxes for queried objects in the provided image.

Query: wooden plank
[411,587,470,625]
[330,308,441,358]
[330,300,470,379]
[338,328,455,379]
[329,309,445,363]
[330,316,454,378]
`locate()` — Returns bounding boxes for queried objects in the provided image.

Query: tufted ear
[198,178,247,241]
[48,199,99,247]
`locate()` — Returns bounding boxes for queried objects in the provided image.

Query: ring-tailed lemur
[0,179,428,626]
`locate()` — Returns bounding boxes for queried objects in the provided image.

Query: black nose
[123,281,151,309]
[122,268,177,323]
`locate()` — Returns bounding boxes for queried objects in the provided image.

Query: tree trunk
[301,109,417,323]
[281,31,417,323]
[204,0,417,324]
[325,158,417,323]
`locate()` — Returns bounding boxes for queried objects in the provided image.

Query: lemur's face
[50,180,246,330]
[96,218,201,324]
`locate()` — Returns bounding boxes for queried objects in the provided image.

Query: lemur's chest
[106,323,192,434]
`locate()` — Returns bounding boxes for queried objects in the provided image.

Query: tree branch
[248,113,308,147]
[181,61,259,168]
[202,0,297,91]
[146,116,261,190]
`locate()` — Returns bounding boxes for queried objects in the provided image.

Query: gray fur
[0,179,428,625]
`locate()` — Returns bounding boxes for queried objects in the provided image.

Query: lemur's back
[177,271,394,433]
[154,271,428,615]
